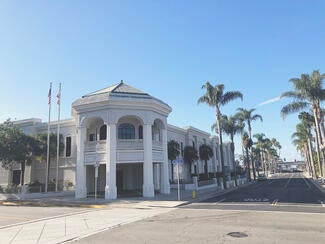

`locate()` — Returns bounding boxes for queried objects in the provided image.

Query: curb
[179,181,254,206]
[308,178,325,194]
[0,200,106,209]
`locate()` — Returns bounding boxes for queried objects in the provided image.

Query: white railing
[85,141,106,152]
[117,139,144,150]
[84,140,163,151]
[152,140,163,150]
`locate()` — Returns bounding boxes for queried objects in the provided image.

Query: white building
[0,81,235,198]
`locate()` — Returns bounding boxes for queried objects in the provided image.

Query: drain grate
[227,232,248,238]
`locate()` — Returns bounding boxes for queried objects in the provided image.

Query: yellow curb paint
[2,202,19,206]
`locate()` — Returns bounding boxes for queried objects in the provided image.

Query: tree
[35,133,64,187]
[0,120,39,185]
[298,112,323,177]
[183,146,198,176]
[242,132,253,181]
[198,82,243,188]
[212,114,241,186]
[236,108,262,180]
[168,140,180,182]
[253,133,267,174]
[292,120,317,178]
[199,144,213,178]
[281,70,325,178]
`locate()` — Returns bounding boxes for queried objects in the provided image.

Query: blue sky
[1,0,325,161]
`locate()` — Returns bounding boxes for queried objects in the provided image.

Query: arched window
[139,125,143,139]
[99,125,107,140]
[118,123,135,139]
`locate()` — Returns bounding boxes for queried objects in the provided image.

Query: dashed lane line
[271,199,279,206]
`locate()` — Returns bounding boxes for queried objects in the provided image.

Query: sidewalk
[0,182,251,244]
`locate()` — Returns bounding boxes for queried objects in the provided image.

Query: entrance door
[12,170,21,185]
[116,170,123,193]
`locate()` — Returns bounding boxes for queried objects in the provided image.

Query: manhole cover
[227,232,248,238]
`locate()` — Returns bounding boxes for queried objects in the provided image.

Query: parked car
[258,173,267,181]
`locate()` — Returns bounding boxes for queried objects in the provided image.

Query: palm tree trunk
[171,160,174,183]
[307,137,316,178]
[216,107,227,189]
[251,152,256,180]
[313,126,322,178]
[230,142,238,186]
[205,160,209,178]
[303,146,311,176]
[245,148,251,182]
[313,109,324,177]
[20,161,25,186]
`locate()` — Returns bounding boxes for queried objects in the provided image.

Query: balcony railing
[85,141,106,152]
[84,139,164,152]
[117,139,143,150]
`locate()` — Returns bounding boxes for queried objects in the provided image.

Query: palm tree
[168,140,180,182]
[253,133,269,174]
[298,112,323,177]
[236,108,263,180]
[242,132,253,181]
[183,145,199,177]
[212,115,242,186]
[281,70,325,178]
[198,82,243,188]
[199,144,213,178]
[292,121,317,178]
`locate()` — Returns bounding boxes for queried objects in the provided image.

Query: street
[74,173,325,243]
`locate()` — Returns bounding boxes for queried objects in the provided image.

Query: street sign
[172,158,184,164]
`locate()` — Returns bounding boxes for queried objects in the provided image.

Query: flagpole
[55,83,61,192]
[45,82,52,193]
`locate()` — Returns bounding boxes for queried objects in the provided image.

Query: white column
[75,126,87,198]
[105,123,117,199]
[153,163,160,190]
[160,128,170,194]
[143,123,154,197]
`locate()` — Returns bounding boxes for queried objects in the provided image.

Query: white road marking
[320,201,325,207]
[216,198,226,203]
[284,174,294,188]
[271,199,279,206]
[302,177,312,190]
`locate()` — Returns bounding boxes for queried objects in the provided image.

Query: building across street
[0,81,236,200]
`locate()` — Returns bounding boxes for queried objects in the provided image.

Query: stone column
[160,128,170,194]
[105,123,117,200]
[143,123,154,197]
[76,126,87,198]
[153,163,160,190]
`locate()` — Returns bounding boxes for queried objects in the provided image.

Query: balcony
[84,139,163,153]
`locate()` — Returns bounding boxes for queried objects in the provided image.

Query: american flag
[57,83,61,105]
[48,83,52,105]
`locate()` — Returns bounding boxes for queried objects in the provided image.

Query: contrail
[256,96,282,107]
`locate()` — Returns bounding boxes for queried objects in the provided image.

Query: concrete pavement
[0,182,252,244]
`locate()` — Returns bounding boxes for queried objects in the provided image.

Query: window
[99,125,107,140]
[65,137,71,157]
[89,133,96,141]
[139,125,143,139]
[118,123,135,139]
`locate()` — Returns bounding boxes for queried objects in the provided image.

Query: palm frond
[220,91,243,105]
[281,101,309,118]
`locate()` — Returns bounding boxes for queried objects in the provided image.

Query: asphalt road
[74,173,325,243]
[197,172,325,213]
